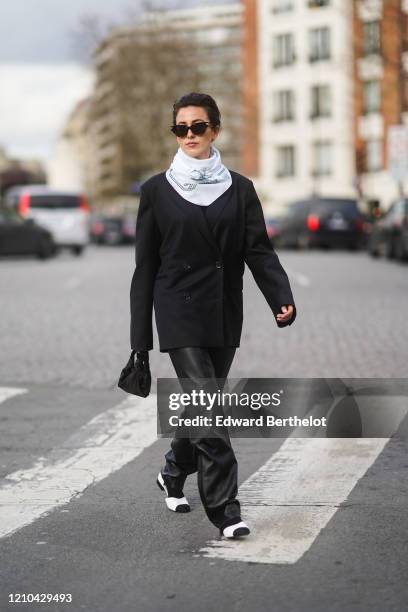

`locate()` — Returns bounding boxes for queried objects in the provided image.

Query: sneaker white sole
[156,472,190,513]
[222,521,250,538]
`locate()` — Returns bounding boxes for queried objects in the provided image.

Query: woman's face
[174,105,220,160]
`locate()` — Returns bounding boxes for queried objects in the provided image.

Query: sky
[0,0,235,163]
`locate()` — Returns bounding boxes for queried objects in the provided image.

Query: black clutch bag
[118,350,151,398]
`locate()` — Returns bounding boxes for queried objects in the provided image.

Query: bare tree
[74,1,242,199]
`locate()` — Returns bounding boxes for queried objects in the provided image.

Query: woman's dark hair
[172,92,221,128]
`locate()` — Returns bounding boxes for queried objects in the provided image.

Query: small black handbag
[118,350,151,398]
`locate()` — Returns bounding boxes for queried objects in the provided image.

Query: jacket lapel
[165,175,235,257]
[206,180,234,229]
[188,201,221,256]
[191,182,234,251]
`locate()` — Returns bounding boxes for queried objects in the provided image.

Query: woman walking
[130,92,296,538]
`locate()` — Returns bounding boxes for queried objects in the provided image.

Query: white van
[4,185,90,256]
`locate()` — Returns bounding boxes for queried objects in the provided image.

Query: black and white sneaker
[221,521,250,538]
[156,472,190,513]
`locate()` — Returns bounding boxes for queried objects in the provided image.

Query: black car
[276,197,368,250]
[368,198,408,262]
[264,216,282,244]
[0,208,56,259]
[90,213,136,245]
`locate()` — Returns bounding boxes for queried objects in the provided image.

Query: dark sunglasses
[170,121,210,138]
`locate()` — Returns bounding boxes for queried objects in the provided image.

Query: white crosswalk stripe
[1,385,405,565]
[199,393,407,564]
[0,393,157,539]
[199,437,388,564]
[0,387,27,404]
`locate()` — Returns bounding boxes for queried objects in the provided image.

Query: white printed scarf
[165,145,232,206]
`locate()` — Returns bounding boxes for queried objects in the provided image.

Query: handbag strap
[127,350,136,368]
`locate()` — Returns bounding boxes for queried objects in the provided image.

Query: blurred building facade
[353,0,408,207]
[242,0,408,212]
[48,98,97,197]
[89,3,243,202]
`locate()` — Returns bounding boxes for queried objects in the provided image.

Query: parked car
[0,208,56,259]
[89,213,105,244]
[90,213,136,245]
[368,198,408,261]
[264,216,282,244]
[276,197,368,250]
[4,185,90,256]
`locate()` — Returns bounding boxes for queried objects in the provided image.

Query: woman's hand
[276,304,294,323]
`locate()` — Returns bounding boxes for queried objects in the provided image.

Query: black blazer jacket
[130,170,297,352]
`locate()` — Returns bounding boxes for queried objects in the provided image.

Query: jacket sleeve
[244,180,297,328]
[130,185,161,350]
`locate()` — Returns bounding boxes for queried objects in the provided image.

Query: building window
[271,0,294,13]
[310,84,332,118]
[363,80,381,113]
[309,27,331,62]
[362,21,381,56]
[273,90,295,121]
[276,145,296,177]
[311,141,332,176]
[308,0,330,7]
[273,33,296,67]
[366,139,382,172]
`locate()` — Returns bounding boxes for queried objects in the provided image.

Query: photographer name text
[167,415,327,428]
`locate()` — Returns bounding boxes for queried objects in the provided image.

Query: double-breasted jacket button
[215,260,223,269]
[183,292,191,301]
[183,263,192,271]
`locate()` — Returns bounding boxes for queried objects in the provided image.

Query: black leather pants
[163,347,241,530]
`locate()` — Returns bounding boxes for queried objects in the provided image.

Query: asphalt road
[0,245,407,612]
